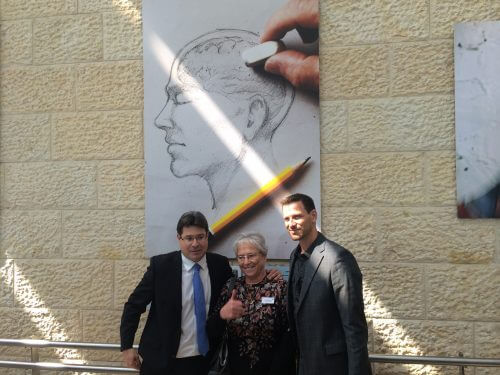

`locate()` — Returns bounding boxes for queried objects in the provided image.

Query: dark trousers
[141,355,209,375]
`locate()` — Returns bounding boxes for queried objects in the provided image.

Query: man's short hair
[280,193,316,213]
[176,211,209,235]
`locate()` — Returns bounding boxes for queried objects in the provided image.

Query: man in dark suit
[120,211,233,375]
[281,193,372,375]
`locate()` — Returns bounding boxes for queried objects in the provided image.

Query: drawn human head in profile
[155,29,295,210]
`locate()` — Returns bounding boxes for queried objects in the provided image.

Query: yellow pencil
[210,157,311,235]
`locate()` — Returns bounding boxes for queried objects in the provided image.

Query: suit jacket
[120,250,233,371]
[288,234,372,375]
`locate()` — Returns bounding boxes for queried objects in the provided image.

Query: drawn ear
[245,95,268,140]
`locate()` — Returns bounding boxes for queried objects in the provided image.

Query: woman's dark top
[212,272,293,375]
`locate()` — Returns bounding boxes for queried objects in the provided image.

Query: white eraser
[241,40,286,67]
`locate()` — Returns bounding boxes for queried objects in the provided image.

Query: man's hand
[260,0,319,92]
[122,348,141,370]
[267,268,283,281]
[220,290,245,320]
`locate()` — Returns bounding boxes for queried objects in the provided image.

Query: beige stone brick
[76,61,143,111]
[321,209,377,261]
[103,10,142,60]
[320,101,348,152]
[115,260,149,309]
[62,210,144,259]
[373,319,473,356]
[430,0,491,38]
[33,14,102,64]
[1,210,61,258]
[427,151,456,205]
[0,20,32,64]
[0,259,14,307]
[52,111,142,160]
[3,162,97,209]
[378,207,495,263]
[78,0,141,12]
[321,153,425,206]
[392,41,454,96]
[475,322,500,375]
[360,264,425,319]
[321,0,428,45]
[427,265,499,320]
[0,0,76,20]
[348,96,454,151]
[374,363,473,375]
[14,259,113,308]
[0,65,74,113]
[0,307,81,357]
[0,114,51,162]
[98,160,144,209]
[321,46,389,99]
[82,310,146,361]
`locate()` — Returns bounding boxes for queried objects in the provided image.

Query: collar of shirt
[293,232,326,260]
[181,253,208,271]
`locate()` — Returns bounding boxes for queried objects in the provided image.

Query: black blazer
[120,250,233,371]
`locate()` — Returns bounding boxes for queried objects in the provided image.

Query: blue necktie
[193,263,209,356]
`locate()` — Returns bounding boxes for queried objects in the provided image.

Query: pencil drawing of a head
[155,29,295,209]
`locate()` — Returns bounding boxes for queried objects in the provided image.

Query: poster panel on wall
[454,22,500,218]
[143,0,321,258]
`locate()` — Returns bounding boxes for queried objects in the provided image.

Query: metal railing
[1,338,499,374]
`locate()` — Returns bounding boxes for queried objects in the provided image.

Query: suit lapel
[206,254,218,311]
[297,242,325,311]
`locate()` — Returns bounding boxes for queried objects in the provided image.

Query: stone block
[378,207,495,263]
[321,0,428,45]
[374,363,473,375]
[1,210,61,258]
[3,162,97,209]
[427,151,456,205]
[360,264,425,319]
[0,307,81,357]
[475,322,500,375]
[0,114,51,162]
[33,14,102,64]
[103,10,142,60]
[321,153,425,206]
[427,265,499,320]
[0,0,76,20]
[52,111,143,160]
[1,65,74,113]
[78,0,141,12]
[114,260,149,309]
[82,309,146,361]
[321,46,389,99]
[62,210,145,259]
[76,61,143,111]
[320,100,348,152]
[98,160,144,209]
[348,96,454,151]
[0,259,14,307]
[373,319,473,356]
[392,41,454,96]
[430,0,491,38]
[14,260,113,309]
[321,208,377,261]
[0,20,32,64]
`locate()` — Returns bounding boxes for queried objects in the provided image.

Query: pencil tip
[303,156,311,165]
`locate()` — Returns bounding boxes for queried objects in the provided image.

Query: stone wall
[0,1,499,374]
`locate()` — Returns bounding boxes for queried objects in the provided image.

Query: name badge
[261,296,275,304]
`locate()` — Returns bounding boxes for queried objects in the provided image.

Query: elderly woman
[208,233,294,375]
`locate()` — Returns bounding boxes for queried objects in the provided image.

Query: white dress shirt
[176,253,211,358]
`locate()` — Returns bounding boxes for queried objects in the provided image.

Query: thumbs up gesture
[220,290,246,320]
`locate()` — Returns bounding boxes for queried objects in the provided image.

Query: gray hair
[233,232,268,257]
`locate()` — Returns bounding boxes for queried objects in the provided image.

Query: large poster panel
[143,0,321,257]
[454,22,500,218]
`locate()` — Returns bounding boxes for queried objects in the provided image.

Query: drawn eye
[175,93,190,105]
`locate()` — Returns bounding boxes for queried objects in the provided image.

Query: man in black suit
[281,193,372,375]
[120,211,233,375]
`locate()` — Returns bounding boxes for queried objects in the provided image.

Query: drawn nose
[154,100,174,129]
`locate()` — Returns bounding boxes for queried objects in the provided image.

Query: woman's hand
[220,290,246,320]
